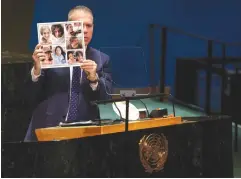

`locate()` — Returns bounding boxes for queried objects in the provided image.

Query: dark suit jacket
[24,47,112,141]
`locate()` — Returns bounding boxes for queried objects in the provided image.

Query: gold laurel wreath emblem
[139,133,168,173]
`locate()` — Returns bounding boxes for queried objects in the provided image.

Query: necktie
[66,67,80,122]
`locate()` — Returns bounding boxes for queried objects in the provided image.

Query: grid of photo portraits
[37,21,86,68]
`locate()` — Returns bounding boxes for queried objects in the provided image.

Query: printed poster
[37,21,86,68]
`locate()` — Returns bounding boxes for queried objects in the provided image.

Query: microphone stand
[124,97,130,133]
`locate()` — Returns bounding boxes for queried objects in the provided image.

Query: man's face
[70,10,93,46]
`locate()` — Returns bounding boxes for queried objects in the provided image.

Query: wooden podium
[35,116,182,141]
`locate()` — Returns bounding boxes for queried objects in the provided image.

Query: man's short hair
[68,5,93,21]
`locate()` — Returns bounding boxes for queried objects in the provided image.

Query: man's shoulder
[89,47,109,60]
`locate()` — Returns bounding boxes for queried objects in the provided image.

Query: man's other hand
[80,59,98,81]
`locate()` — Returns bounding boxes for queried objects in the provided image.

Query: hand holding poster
[37,21,86,68]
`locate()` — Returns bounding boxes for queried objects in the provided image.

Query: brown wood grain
[35,116,182,141]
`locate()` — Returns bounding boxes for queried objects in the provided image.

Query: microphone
[149,108,168,118]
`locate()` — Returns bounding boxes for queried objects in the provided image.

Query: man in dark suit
[24,5,112,141]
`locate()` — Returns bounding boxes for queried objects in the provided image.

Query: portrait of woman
[39,25,52,45]
[52,46,66,64]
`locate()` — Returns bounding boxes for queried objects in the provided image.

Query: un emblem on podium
[139,133,168,173]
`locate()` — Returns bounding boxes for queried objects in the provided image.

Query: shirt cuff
[90,82,98,91]
[88,73,99,91]
[31,67,41,82]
